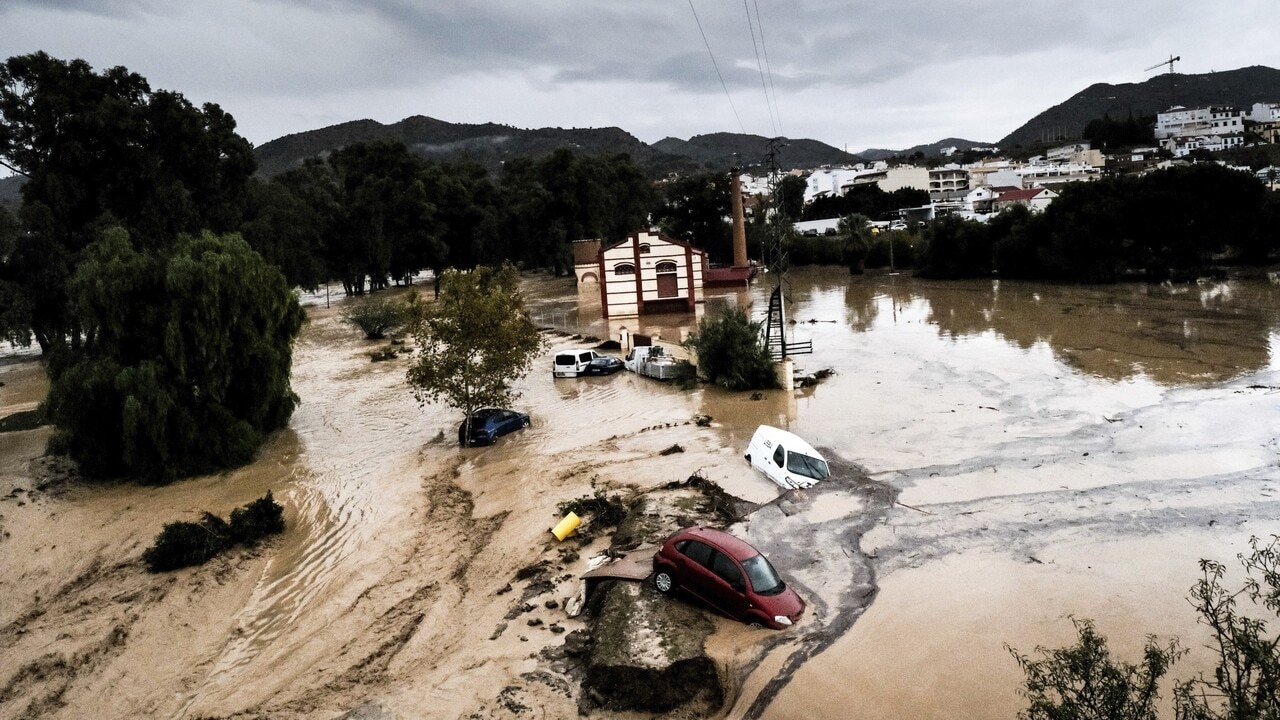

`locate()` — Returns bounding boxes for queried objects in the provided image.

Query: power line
[743,0,778,137]
[752,0,782,137]
[687,0,746,134]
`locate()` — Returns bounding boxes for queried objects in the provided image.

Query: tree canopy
[405,264,544,443]
[917,165,1279,282]
[43,230,304,482]
[0,51,256,352]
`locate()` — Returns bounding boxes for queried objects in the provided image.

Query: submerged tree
[1176,536,1280,720]
[1011,536,1280,720]
[1008,617,1183,720]
[404,263,544,445]
[838,213,875,274]
[684,306,779,391]
[42,230,305,482]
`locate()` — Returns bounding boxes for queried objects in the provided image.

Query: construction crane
[1145,55,1181,109]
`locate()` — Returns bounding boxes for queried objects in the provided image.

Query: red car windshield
[742,554,784,595]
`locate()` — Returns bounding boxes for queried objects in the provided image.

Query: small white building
[1248,102,1280,122]
[994,187,1058,213]
[598,229,705,318]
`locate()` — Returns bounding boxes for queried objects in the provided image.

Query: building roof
[600,229,705,256]
[996,187,1051,202]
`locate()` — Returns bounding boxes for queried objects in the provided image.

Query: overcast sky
[3,1,1278,155]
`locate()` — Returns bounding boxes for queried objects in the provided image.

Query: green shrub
[229,491,286,545]
[144,493,286,572]
[684,306,779,391]
[142,513,231,572]
[341,293,407,339]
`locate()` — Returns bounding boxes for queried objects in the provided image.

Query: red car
[651,526,805,629]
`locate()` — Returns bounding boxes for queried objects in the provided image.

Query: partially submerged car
[744,425,830,490]
[651,526,805,629]
[553,348,603,378]
[458,408,530,447]
[580,355,624,376]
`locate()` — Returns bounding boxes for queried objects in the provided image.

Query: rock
[496,583,513,595]
[693,414,712,427]
[490,623,507,640]
[549,623,566,634]
[544,600,559,610]
[527,618,543,627]
[564,629,591,657]
[582,582,721,713]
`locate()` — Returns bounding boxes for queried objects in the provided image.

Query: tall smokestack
[730,171,748,268]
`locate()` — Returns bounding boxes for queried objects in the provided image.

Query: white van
[744,425,830,490]
[553,348,602,378]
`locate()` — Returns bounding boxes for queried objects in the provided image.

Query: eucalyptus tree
[0,51,256,352]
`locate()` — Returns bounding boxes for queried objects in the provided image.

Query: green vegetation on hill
[1000,66,1280,150]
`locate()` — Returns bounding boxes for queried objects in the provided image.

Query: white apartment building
[1045,142,1105,168]
[1154,105,1245,139]
[1248,102,1280,122]
[928,165,969,196]
[1165,134,1246,157]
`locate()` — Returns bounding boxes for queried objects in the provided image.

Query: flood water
[3,265,1279,719]
[526,264,1280,718]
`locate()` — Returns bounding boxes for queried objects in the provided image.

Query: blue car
[458,408,530,447]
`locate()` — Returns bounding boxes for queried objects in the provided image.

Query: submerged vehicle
[553,348,603,378]
[744,425,830,489]
[581,355,624,375]
[624,345,679,380]
[651,525,805,629]
[458,408,530,447]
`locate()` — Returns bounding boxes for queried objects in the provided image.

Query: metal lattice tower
[760,138,811,360]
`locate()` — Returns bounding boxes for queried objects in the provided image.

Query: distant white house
[993,187,1058,213]
[1248,102,1280,122]
[598,229,705,318]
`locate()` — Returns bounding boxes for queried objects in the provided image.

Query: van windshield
[787,451,830,481]
[742,554,784,595]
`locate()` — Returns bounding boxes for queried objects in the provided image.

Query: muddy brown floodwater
[1,265,1278,719]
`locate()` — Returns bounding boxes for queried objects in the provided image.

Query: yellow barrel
[551,512,581,541]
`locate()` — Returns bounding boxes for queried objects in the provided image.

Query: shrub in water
[229,491,286,545]
[144,493,285,572]
[143,513,231,572]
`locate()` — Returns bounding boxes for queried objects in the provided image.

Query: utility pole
[761,138,812,362]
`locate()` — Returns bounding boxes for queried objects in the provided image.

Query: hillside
[255,117,861,177]
[999,65,1280,150]
[652,132,862,169]
[857,138,993,161]
[254,115,679,176]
